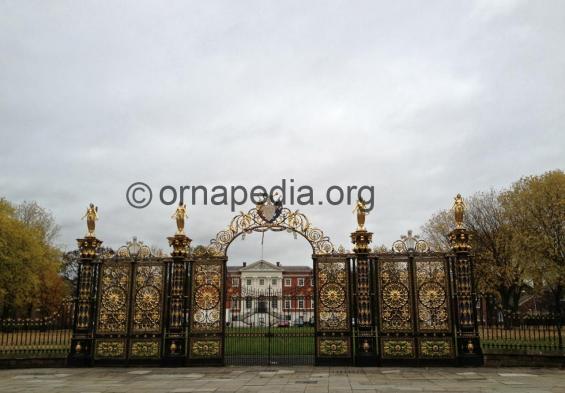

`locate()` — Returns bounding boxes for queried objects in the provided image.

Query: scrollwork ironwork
[208,207,334,256]
[415,259,450,331]
[191,261,222,332]
[379,259,413,331]
[316,258,349,331]
[97,265,130,333]
[116,236,153,259]
[133,265,163,333]
[392,230,430,253]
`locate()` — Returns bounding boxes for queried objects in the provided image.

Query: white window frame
[232,277,239,287]
[259,278,265,286]
[246,278,252,286]
[298,277,305,287]
[284,278,292,287]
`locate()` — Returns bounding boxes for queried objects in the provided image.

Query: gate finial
[352,197,369,231]
[351,197,372,253]
[81,202,98,238]
[449,194,471,252]
[171,202,188,235]
[453,193,465,229]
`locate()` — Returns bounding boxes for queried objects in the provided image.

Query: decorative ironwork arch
[392,230,431,253]
[207,207,335,256]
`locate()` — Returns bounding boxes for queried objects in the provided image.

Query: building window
[232,277,239,287]
[311,298,314,309]
[232,297,239,309]
[284,278,292,287]
[246,297,252,309]
[271,298,277,309]
[246,279,252,286]
[259,278,265,286]
[298,277,305,287]
[284,298,291,309]
[298,297,304,309]
[272,278,277,285]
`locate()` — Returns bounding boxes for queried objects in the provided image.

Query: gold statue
[82,203,98,237]
[172,202,188,235]
[453,194,465,229]
[352,198,369,231]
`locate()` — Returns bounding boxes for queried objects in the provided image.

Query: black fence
[1,297,563,362]
[476,294,564,353]
[0,301,74,359]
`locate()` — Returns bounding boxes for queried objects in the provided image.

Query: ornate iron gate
[90,240,165,364]
[315,256,353,365]
[375,253,455,364]
[69,195,483,367]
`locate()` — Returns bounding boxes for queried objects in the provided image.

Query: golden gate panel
[378,257,413,332]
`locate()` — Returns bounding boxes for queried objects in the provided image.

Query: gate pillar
[68,236,102,366]
[163,234,191,365]
[449,194,483,365]
[351,229,377,366]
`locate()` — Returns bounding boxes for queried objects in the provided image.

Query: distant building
[225,260,314,327]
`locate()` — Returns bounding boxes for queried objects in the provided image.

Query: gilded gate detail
[97,264,130,334]
[379,257,412,332]
[316,256,352,362]
[415,259,450,332]
[191,261,223,333]
[133,265,164,333]
[188,257,225,361]
[70,195,482,367]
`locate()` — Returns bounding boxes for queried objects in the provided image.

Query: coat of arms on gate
[256,192,283,223]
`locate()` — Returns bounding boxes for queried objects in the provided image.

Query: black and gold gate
[69,194,482,367]
[375,251,454,364]
[71,239,166,365]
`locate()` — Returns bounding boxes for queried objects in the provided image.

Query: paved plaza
[0,366,564,393]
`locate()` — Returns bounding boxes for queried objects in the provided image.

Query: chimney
[276,262,281,267]
[242,262,246,267]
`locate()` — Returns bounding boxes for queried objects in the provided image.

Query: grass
[225,327,315,356]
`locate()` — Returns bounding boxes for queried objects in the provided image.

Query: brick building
[225,260,314,327]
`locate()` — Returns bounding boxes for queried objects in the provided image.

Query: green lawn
[225,327,315,356]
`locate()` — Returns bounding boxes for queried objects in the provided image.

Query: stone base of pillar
[354,336,378,366]
[67,337,94,366]
[456,336,484,366]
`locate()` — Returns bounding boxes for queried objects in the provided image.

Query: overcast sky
[1,1,563,266]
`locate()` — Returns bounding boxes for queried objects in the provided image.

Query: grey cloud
[0,0,563,264]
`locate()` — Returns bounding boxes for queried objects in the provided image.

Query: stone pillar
[449,221,483,365]
[163,234,191,366]
[351,229,377,366]
[68,236,102,366]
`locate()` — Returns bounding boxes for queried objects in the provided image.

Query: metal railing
[477,308,564,353]
[0,301,74,359]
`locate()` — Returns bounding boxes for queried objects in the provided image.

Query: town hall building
[225,260,314,327]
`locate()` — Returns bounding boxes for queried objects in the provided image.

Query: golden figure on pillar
[453,194,465,229]
[82,203,98,237]
[172,202,188,235]
[353,198,369,231]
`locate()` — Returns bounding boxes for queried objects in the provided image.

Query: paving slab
[0,367,564,392]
